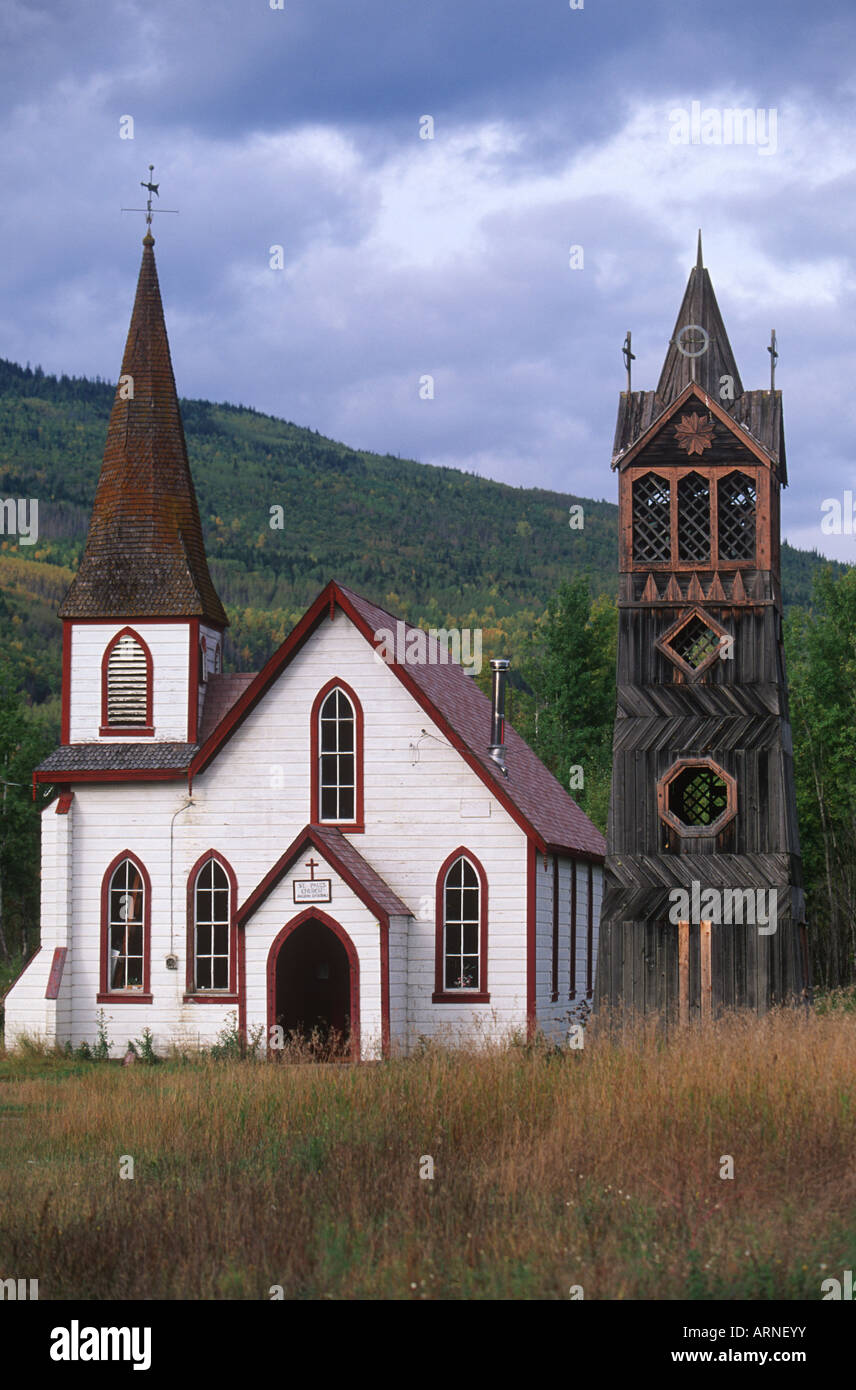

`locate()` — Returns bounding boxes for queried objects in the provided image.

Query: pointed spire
[655,234,743,406]
[59,234,228,626]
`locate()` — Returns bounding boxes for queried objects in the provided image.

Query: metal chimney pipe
[488,658,510,772]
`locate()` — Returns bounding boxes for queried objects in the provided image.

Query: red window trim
[100,626,154,737]
[432,846,490,1004]
[184,849,240,1002]
[97,849,153,1003]
[310,676,365,832]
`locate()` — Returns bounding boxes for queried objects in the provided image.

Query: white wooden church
[4,229,605,1058]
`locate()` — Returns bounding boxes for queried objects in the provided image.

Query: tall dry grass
[1,1005,855,1299]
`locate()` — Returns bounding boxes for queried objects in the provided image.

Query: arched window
[198,637,208,685]
[310,679,364,830]
[432,849,490,1003]
[185,851,239,1002]
[213,642,222,675]
[100,627,153,735]
[98,851,152,1001]
[718,471,756,561]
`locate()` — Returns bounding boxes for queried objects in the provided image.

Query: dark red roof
[337,586,605,859]
[198,673,256,744]
[58,233,228,625]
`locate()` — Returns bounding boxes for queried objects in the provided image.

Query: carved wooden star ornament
[674,411,715,455]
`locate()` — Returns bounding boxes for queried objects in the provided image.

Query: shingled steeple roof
[655,231,743,404]
[612,234,786,480]
[59,231,228,625]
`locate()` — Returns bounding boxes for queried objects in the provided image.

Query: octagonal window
[670,765,727,827]
[658,757,737,840]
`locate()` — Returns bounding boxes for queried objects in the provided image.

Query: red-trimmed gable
[192,581,605,861]
[238,824,412,927]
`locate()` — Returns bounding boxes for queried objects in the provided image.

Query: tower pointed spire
[655,233,743,405]
[59,233,228,626]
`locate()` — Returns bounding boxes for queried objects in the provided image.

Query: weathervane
[121,165,179,229]
[768,328,778,393]
[622,331,636,393]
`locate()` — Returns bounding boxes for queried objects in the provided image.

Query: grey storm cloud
[1,0,856,559]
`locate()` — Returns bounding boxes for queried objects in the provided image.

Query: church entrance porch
[267,910,359,1060]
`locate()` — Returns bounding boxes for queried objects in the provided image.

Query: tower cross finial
[622,331,636,393]
[768,329,778,393]
[140,164,159,226]
[121,165,179,234]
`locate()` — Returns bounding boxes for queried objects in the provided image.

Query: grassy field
[1,1002,855,1301]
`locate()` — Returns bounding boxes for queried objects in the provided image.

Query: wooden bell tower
[595,235,809,1018]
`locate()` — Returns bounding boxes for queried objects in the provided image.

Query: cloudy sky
[2,0,855,560]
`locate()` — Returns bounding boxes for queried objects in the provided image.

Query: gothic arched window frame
[98,850,153,1002]
[432,848,490,1004]
[185,850,240,1003]
[100,626,154,736]
[310,678,365,832]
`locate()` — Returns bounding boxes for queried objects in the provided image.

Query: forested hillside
[0,357,853,986]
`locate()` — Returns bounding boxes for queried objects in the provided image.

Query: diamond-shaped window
[656,606,729,681]
[658,758,736,839]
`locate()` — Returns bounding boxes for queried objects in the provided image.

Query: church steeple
[59,232,227,627]
[655,231,743,405]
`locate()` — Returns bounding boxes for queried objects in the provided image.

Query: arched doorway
[267,911,359,1059]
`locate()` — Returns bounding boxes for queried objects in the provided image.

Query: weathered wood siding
[535,855,602,1042]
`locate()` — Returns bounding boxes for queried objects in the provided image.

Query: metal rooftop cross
[121,165,179,228]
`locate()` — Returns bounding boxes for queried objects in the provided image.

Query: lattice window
[678,472,710,563]
[668,766,728,828]
[106,632,149,726]
[667,615,722,671]
[632,473,671,564]
[718,471,756,561]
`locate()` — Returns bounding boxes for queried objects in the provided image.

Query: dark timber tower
[595,236,809,1018]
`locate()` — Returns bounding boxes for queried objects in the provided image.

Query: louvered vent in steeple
[106,633,148,726]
